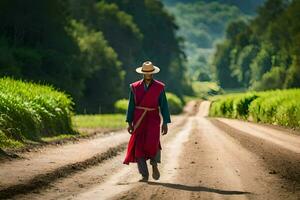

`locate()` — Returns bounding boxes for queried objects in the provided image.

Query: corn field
[209,89,300,128]
[0,77,76,148]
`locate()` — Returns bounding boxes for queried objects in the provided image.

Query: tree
[0,0,86,101]
[69,0,143,93]
[70,20,124,113]
[211,0,300,91]
[212,40,240,88]
[106,0,192,96]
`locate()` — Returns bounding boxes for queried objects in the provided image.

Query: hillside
[163,0,265,14]
[162,0,259,81]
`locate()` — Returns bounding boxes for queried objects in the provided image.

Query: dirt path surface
[0,101,198,199]
[1,100,300,200]
[0,130,128,198]
[109,101,299,200]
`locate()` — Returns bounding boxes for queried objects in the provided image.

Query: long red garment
[123,79,165,165]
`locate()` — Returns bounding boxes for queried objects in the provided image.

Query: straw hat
[136,61,160,74]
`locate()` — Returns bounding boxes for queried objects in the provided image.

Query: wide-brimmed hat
[136,61,160,74]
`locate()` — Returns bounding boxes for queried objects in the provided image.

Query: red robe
[123,79,165,165]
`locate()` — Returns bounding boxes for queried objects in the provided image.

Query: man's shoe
[138,176,149,182]
[152,165,160,180]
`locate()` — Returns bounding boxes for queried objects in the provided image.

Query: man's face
[143,74,153,80]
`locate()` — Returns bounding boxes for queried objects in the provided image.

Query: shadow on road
[147,181,252,195]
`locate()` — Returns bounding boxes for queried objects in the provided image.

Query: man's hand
[161,124,168,135]
[127,123,134,134]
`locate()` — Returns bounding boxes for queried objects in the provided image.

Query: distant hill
[161,0,266,81]
[162,0,265,14]
[162,1,250,81]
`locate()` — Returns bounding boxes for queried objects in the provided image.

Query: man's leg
[150,150,161,180]
[137,157,149,181]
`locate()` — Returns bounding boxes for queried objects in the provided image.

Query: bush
[114,99,128,114]
[166,92,183,114]
[274,99,300,127]
[209,95,235,118]
[0,77,76,148]
[249,89,300,127]
[232,93,258,119]
[209,89,300,129]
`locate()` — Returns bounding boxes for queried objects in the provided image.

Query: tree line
[212,0,300,91]
[0,0,192,113]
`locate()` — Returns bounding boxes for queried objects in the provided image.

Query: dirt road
[1,100,299,200]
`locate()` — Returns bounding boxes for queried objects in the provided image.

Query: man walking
[123,61,171,182]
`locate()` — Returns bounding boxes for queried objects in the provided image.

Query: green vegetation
[0,77,76,148]
[72,114,126,129]
[0,130,23,148]
[41,134,79,142]
[164,1,249,81]
[163,0,264,14]
[192,81,223,99]
[0,0,192,114]
[168,2,246,48]
[114,99,128,114]
[212,0,300,91]
[166,92,183,114]
[209,89,300,128]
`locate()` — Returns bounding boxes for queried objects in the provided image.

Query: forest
[212,0,300,91]
[1,0,299,112]
[0,0,192,114]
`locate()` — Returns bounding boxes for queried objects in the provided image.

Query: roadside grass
[1,113,127,150]
[41,134,79,142]
[72,114,127,129]
[191,81,223,99]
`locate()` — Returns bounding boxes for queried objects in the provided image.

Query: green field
[209,89,300,129]
[0,77,76,148]
[0,77,129,149]
[72,114,127,129]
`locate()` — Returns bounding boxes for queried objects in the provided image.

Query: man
[123,61,171,182]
